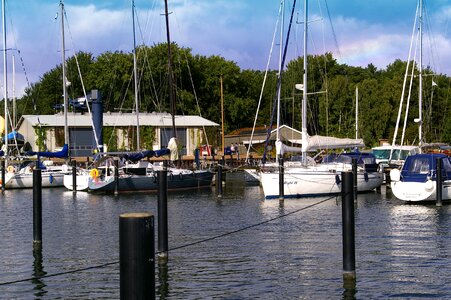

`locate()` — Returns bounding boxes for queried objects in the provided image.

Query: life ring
[6,165,15,173]
[90,168,99,179]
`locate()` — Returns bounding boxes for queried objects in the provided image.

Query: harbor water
[0,172,450,299]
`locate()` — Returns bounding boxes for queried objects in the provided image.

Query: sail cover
[276,134,364,155]
[306,135,364,151]
[122,149,170,162]
[26,144,69,158]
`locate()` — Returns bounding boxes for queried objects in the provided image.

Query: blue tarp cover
[3,131,25,142]
[401,153,451,182]
[122,148,170,162]
[26,144,69,159]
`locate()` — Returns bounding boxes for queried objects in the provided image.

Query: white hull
[261,166,383,199]
[4,171,66,188]
[63,174,90,191]
[390,180,451,202]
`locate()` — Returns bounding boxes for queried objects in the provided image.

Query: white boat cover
[276,134,364,155]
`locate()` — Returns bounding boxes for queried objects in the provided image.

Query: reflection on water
[32,246,46,298]
[0,174,449,298]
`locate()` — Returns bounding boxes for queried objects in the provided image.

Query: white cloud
[6,0,451,98]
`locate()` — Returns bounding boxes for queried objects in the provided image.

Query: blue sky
[3,0,451,96]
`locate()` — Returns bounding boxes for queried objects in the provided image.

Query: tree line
[12,43,451,149]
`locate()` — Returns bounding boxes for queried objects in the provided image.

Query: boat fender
[335,174,341,185]
[425,180,434,191]
[390,169,400,182]
[179,173,183,180]
[49,174,54,184]
[6,165,14,173]
[109,166,116,176]
[170,173,174,181]
[364,172,369,182]
[153,174,157,183]
[90,168,99,179]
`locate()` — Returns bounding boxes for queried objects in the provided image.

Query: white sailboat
[390,0,451,202]
[260,0,382,199]
[1,0,71,189]
[86,0,214,193]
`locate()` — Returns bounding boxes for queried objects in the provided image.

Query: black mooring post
[352,158,358,200]
[1,160,5,191]
[216,163,223,197]
[158,170,169,260]
[341,171,356,283]
[436,158,443,207]
[72,160,77,193]
[279,155,284,201]
[163,160,168,171]
[119,212,155,300]
[33,169,42,246]
[114,159,119,195]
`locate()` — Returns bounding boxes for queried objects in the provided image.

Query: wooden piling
[341,171,356,284]
[119,212,155,299]
[279,156,284,201]
[33,169,42,246]
[158,170,169,260]
[436,158,443,207]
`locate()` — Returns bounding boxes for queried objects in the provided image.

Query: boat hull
[3,172,66,189]
[88,170,214,193]
[63,174,90,191]
[261,169,383,199]
[390,180,451,202]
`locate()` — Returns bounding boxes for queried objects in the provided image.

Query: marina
[0,171,450,299]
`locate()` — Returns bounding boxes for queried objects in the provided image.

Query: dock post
[279,155,284,201]
[119,212,155,299]
[436,158,443,207]
[352,158,358,200]
[216,163,223,197]
[114,159,119,195]
[33,169,43,247]
[72,160,77,193]
[341,171,356,284]
[1,160,5,191]
[158,170,169,260]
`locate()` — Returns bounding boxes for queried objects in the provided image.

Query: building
[16,112,219,157]
[223,125,302,157]
[225,125,302,148]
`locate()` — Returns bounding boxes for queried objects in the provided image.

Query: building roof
[227,126,268,136]
[20,112,219,127]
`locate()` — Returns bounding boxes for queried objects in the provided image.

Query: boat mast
[355,85,358,139]
[418,0,423,152]
[220,75,224,153]
[132,0,140,151]
[2,0,8,164]
[12,54,15,129]
[301,0,308,164]
[164,0,176,140]
[60,1,69,152]
[276,0,285,149]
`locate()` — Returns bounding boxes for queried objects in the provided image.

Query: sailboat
[259,0,383,199]
[86,0,214,193]
[1,0,71,189]
[390,0,451,202]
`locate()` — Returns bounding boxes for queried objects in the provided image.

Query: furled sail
[26,144,69,158]
[276,134,364,155]
[122,149,170,163]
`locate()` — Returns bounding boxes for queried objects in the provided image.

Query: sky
[3,0,451,97]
